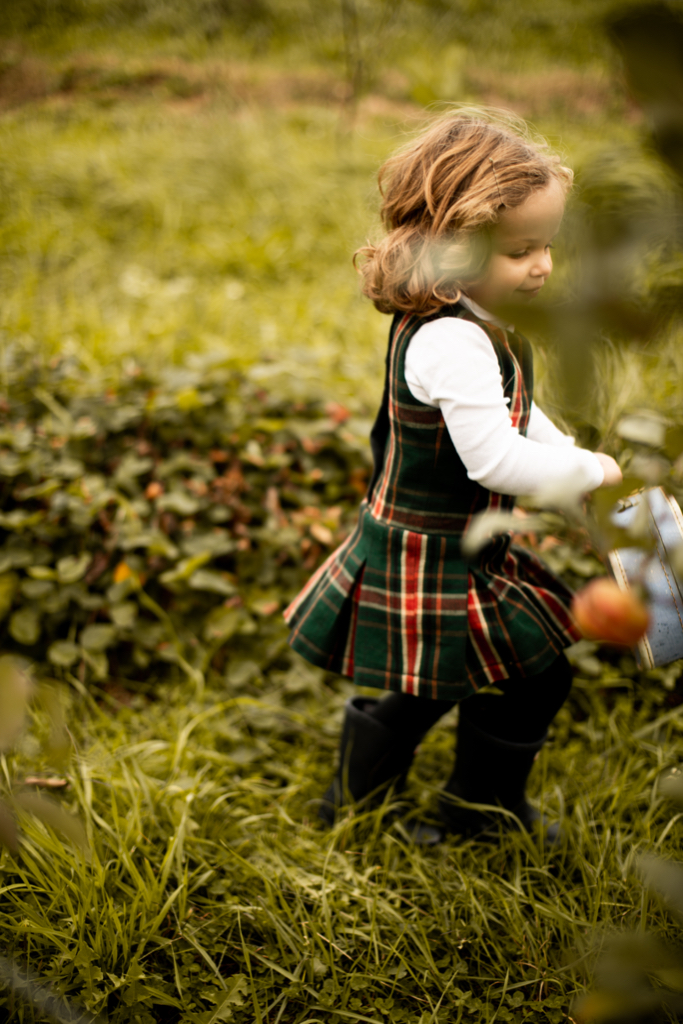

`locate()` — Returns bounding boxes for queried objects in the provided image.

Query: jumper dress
[284,301,580,702]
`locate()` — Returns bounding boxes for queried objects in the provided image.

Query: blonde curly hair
[356,109,573,315]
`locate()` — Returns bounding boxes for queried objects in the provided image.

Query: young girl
[284,111,621,840]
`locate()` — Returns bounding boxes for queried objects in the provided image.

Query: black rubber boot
[439,713,560,843]
[319,697,425,828]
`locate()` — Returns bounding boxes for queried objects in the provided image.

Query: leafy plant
[0,656,85,852]
[0,346,369,695]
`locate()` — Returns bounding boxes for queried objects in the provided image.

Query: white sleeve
[404,318,605,496]
[527,403,576,447]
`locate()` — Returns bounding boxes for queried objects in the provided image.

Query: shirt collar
[459,294,513,331]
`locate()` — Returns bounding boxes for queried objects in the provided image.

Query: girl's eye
[509,244,555,259]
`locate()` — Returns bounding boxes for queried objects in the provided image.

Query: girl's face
[465,179,565,312]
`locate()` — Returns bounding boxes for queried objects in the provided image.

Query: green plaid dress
[284,302,580,701]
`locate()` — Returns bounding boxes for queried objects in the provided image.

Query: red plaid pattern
[285,303,580,700]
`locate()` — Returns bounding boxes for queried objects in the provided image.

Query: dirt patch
[465,66,634,121]
[0,51,54,108]
[0,47,627,126]
[0,48,422,125]
[0,49,354,109]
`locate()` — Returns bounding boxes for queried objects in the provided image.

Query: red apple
[571,577,650,646]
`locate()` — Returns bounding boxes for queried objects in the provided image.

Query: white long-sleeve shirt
[404,296,604,496]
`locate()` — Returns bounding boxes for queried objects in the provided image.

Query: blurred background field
[0,0,655,410]
[3,2,683,1022]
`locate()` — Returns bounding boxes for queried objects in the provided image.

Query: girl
[284,111,621,840]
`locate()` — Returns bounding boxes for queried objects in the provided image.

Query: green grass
[3,9,683,1023]
[0,98,392,410]
[3,657,683,1022]
[0,12,646,416]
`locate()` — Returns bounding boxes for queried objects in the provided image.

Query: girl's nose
[531,251,553,277]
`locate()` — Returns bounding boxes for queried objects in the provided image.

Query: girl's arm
[528,409,623,485]
[527,403,576,447]
[405,318,606,497]
[528,406,622,484]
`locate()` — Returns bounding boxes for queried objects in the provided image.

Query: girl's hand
[594,453,623,487]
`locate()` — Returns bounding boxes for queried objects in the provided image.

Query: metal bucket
[609,487,683,669]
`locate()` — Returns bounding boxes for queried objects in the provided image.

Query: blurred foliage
[0,94,390,413]
[0,657,99,1021]
[498,2,683,585]
[0,343,370,692]
[0,0,621,70]
[538,5,683,1022]
[573,772,683,1023]
[607,2,683,181]
[501,3,683,431]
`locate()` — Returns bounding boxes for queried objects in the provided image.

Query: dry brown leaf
[23,777,69,789]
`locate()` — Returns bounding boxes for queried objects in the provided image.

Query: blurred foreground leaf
[14,792,87,851]
[608,2,683,180]
[0,800,18,855]
[0,656,31,753]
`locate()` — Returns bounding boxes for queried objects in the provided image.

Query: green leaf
[77,961,104,986]
[47,640,81,668]
[80,624,116,651]
[114,453,154,484]
[616,414,666,447]
[0,549,33,572]
[52,457,85,480]
[159,553,212,589]
[125,962,145,982]
[207,975,249,1023]
[462,511,544,557]
[123,983,183,1008]
[132,620,167,649]
[109,602,138,629]
[188,569,237,596]
[9,606,41,645]
[665,425,683,460]
[591,477,650,551]
[0,510,44,531]
[20,578,54,600]
[82,649,108,680]
[156,491,201,516]
[19,479,62,500]
[203,606,246,643]
[26,565,57,580]
[74,943,98,966]
[175,387,202,412]
[120,530,179,558]
[107,404,142,431]
[157,452,213,479]
[0,452,26,476]
[0,452,26,475]
[57,553,91,584]
[0,572,19,621]
[181,531,235,558]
